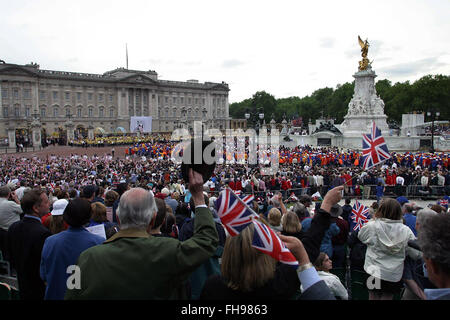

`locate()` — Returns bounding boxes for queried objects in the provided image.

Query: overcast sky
[1,0,449,103]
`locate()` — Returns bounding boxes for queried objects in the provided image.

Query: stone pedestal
[7,128,16,148]
[340,67,389,137]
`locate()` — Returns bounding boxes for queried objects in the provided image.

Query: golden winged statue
[358,35,371,71]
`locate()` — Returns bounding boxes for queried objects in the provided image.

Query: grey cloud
[378,57,445,77]
[221,59,245,68]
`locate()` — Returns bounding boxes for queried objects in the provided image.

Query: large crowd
[0,140,449,301]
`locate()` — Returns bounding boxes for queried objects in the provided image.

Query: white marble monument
[340,66,389,137]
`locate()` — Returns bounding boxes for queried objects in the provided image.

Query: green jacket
[65,206,219,300]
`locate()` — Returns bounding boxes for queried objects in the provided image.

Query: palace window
[53,107,58,117]
[77,108,82,118]
[99,107,104,118]
[109,108,114,117]
[13,89,19,99]
[53,91,58,99]
[88,107,93,117]
[3,107,8,117]
[24,89,31,99]
[2,88,8,98]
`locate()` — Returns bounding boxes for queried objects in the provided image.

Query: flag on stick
[362,122,391,170]
[350,200,370,231]
[252,220,299,267]
[216,188,257,236]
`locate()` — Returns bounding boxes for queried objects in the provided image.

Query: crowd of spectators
[0,139,449,301]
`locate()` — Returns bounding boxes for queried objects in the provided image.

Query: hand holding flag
[216,188,299,266]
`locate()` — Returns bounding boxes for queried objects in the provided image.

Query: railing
[0,145,42,154]
[202,185,448,201]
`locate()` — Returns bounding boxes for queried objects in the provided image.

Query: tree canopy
[229,74,449,126]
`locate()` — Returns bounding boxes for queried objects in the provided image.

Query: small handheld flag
[252,220,299,267]
[216,188,257,237]
[351,200,370,231]
[362,122,391,170]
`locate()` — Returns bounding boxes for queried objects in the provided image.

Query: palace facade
[0,61,230,143]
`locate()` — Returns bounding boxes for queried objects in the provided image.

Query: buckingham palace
[0,60,230,147]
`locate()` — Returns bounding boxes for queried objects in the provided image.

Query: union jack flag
[351,200,370,231]
[252,220,298,267]
[216,188,257,236]
[362,122,391,170]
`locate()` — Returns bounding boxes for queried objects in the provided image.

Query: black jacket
[347,230,367,271]
[200,263,335,300]
[7,217,51,300]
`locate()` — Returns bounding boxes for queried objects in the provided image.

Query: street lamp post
[245,108,264,135]
[427,110,440,153]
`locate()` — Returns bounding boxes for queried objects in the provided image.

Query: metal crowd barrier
[202,184,448,201]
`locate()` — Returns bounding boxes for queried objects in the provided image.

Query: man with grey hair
[402,207,438,300]
[65,168,219,299]
[0,185,22,231]
[415,207,437,233]
[418,213,450,300]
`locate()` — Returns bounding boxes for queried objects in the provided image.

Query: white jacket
[358,218,420,282]
[317,271,348,300]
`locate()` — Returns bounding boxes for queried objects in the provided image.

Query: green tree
[228,74,449,125]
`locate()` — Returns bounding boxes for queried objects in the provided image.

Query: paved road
[0,145,128,159]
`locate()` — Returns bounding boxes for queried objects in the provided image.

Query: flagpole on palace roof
[126,43,128,70]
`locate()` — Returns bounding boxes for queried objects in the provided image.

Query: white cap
[51,199,69,216]
[161,188,170,196]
